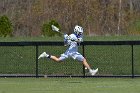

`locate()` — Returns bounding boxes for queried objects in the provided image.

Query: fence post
[82,44,85,78]
[131,45,134,78]
[36,45,39,78]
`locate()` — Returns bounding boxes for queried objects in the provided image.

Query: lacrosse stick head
[51,25,59,32]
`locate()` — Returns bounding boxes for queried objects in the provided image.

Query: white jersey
[66,34,81,53]
[59,33,84,61]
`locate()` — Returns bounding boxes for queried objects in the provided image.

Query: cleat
[89,68,98,76]
[38,52,49,59]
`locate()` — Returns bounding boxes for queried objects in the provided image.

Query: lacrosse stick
[51,25,82,46]
[51,25,64,34]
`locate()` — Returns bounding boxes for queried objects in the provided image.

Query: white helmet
[74,25,83,35]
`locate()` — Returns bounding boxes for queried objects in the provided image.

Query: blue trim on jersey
[74,33,81,38]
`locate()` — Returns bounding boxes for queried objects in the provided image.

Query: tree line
[0,0,140,37]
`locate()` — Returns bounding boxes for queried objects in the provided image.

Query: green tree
[42,20,61,37]
[0,15,13,37]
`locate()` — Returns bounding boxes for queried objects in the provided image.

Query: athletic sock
[47,55,51,58]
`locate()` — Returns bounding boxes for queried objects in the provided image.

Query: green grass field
[0,36,140,93]
[0,78,140,93]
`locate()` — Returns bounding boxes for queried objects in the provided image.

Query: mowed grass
[0,36,140,93]
[0,78,140,93]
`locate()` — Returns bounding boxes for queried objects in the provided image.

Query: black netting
[0,46,36,77]
[84,45,132,76]
[0,41,139,77]
[134,46,140,76]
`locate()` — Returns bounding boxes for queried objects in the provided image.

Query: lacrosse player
[38,25,98,76]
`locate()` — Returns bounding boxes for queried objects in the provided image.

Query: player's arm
[68,34,83,45]
[64,34,83,44]
[63,34,70,46]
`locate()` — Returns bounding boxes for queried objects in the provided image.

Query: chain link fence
[0,41,140,78]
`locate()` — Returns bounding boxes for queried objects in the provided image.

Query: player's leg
[38,52,67,62]
[82,58,98,76]
[74,54,98,76]
[50,55,67,62]
[50,55,60,62]
[82,58,91,70]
